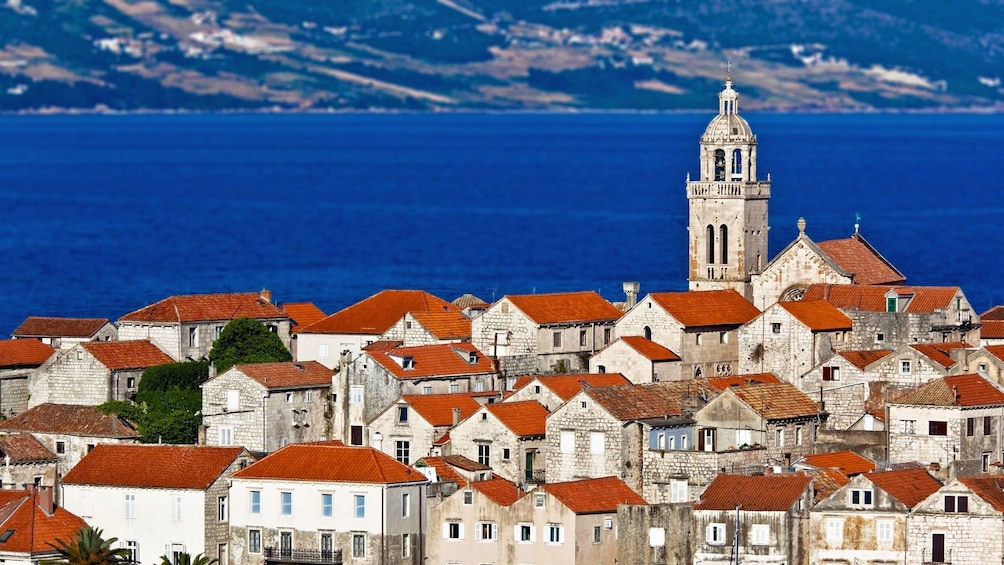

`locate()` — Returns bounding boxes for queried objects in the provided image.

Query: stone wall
[0,372,30,416]
[617,503,693,565]
[738,306,833,382]
[751,236,851,310]
[545,394,628,486]
[470,300,538,358]
[449,406,545,483]
[117,323,181,360]
[204,452,253,557]
[202,370,268,451]
[641,447,768,503]
[616,297,685,355]
[30,347,110,407]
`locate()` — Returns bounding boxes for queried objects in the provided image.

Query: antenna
[854,212,861,234]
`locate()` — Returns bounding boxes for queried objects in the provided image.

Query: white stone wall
[448,405,545,483]
[738,305,827,382]
[30,346,111,407]
[0,371,31,416]
[294,333,372,370]
[381,315,437,346]
[504,381,568,412]
[368,403,440,466]
[616,297,684,356]
[868,345,950,387]
[964,349,1004,385]
[810,475,909,565]
[887,404,959,469]
[118,323,182,361]
[907,480,1004,565]
[750,237,850,311]
[801,357,875,430]
[545,392,627,485]
[589,340,658,384]
[693,505,808,565]
[470,300,538,359]
[687,189,769,302]
[641,447,768,503]
[202,371,269,451]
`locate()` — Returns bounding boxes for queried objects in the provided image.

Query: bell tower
[687,76,770,301]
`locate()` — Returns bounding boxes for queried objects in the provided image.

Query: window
[875,331,886,343]
[395,441,410,465]
[706,523,726,545]
[321,493,332,517]
[604,516,613,529]
[736,429,751,447]
[350,386,363,405]
[422,385,432,395]
[559,430,574,453]
[449,383,459,394]
[590,432,605,455]
[775,427,784,447]
[285,392,293,404]
[644,326,652,340]
[125,541,138,564]
[580,330,587,346]
[877,520,893,543]
[125,493,136,519]
[681,435,688,450]
[603,328,611,344]
[719,331,728,344]
[795,427,803,445]
[402,492,410,517]
[887,296,898,313]
[350,426,363,445]
[825,518,843,543]
[771,323,781,334]
[401,533,410,557]
[516,523,533,543]
[476,522,498,541]
[899,360,912,375]
[983,452,992,473]
[445,522,463,540]
[463,490,473,505]
[189,327,198,347]
[720,224,728,263]
[534,493,545,508]
[553,332,562,348]
[218,496,227,522]
[281,492,292,516]
[477,444,490,466]
[250,491,260,514]
[751,524,769,546]
[929,421,948,436]
[305,390,315,403]
[850,489,873,507]
[822,366,840,381]
[219,426,233,446]
[593,525,602,543]
[706,224,716,261]
[56,441,65,454]
[670,480,688,503]
[354,494,365,518]
[547,524,564,544]
[248,530,261,554]
[695,333,703,345]
[668,435,676,450]
[502,448,511,460]
[532,385,541,394]
[226,389,239,412]
[126,377,136,389]
[967,417,975,436]
[901,420,916,434]
[352,534,365,558]
[944,495,969,513]
[171,495,182,522]
[986,416,992,435]
[320,533,334,559]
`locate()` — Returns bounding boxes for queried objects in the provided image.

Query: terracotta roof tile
[63,444,245,489]
[543,476,646,513]
[416,456,469,488]
[228,361,333,390]
[233,443,426,484]
[959,475,1004,512]
[0,434,55,463]
[364,340,404,351]
[893,374,1004,407]
[730,383,821,420]
[368,343,495,380]
[0,404,139,438]
[586,381,716,421]
[408,311,471,340]
[80,340,173,371]
[452,294,489,310]
[694,473,811,511]
[505,291,622,325]
[472,476,525,506]
[982,321,1004,339]
[705,373,781,391]
[619,336,681,361]
[282,303,327,333]
[0,340,55,368]
[778,300,853,331]
[432,431,450,446]
[981,306,1004,320]
[440,454,490,472]
[400,394,482,426]
[511,373,631,402]
[0,491,88,554]
[867,468,942,508]
[805,468,850,504]
[985,345,1004,363]
[817,234,905,286]
[649,290,760,327]
[911,343,969,370]
[119,292,286,323]
[12,317,109,339]
[486,401,548,437]
[838,349,893,370]
[803,284,960,314]
[300,290,457,335]
[800,450,875,475]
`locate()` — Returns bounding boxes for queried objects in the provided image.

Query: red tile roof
[586,381,717,421]
[511,373,631,402]
[0,339,55,368]
[63,444,245,489]
[911,343,969,370]
[817,234,905,286]
[12,317,109,339]
[806,468,850,504]
[543,476,646,514]
[282,302,327,333]
[0,434,55,463]
[649,290,760,327]
[982,306,1004,320]
[0,491,88,554]
[893,374,1004,407]
[453,294,489,310]
[619,336,681,361]
[472,476,525,506]
[800,450,875,475]
[705,373,781,391]
[505,291,622,325]
[959,475,1004,512]
[486,401,548,437]
[300,290,457,335]
[119,292,286,323]
[0,404,139,438]
[233,443,426,484]
[729,383,821,420]
[985,345,1004,363]
[982,321,1004,339]
[230,361,333,390]
[81,340,173,371]
[363,340,403,351]
[867,468,942,508]
[416,456,470,488]
[368,342,495,380]
[803,284,960,313]
[440,454,490,472]
[694,473,811,511]
[778,300,853,331]
[400,394,482,426]
[409,311,472,340]
[838,349,893,370]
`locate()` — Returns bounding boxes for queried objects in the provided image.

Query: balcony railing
[264,547,342,565]
[687,180,771,199]
[524,469,546,484]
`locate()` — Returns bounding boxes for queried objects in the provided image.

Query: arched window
[643,326,652,340]
[706,225,715,264]
[720,225,728,264]
[714,149,726,181]
[732,149,742,178]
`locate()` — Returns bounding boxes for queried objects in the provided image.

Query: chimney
[623,282,640,310]
[452,408,462,427]
[208,363,217,380]
[37,485,55,516]
[372,431,383,451]
[260,288,272,303]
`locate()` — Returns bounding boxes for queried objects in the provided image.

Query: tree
[159,553,218,565]
[209,317,291,373]
[46,526,133,565]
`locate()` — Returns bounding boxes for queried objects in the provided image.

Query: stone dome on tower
[701,79,755,144]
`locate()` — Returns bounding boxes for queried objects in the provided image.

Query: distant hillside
[1,0,1002,111]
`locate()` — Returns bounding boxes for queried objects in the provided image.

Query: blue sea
[0,112,1002,333]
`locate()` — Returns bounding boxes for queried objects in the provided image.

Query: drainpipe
[381,487,386,565]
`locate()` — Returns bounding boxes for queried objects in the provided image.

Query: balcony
[687,180,770,199]
[264,547,342,565]
[524,469,546,484]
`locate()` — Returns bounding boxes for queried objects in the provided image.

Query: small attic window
[886,296,898,313]
[0,529,14,542]
[403,357,415,369]
[468,352,477,364]
[501,303,509,314]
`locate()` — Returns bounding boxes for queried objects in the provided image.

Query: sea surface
[0,112,1002,333]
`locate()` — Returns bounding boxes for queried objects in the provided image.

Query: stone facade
[693,500,811,565]
[887,403,1004,478]
[834,307,978,352]
[738,304,842,382]
[119,319,290,362]
[801,353,889,431]
[906,477,1004,565]
[641,445,768,504]
[447,403,546,484]
[588,339,682,383]
[0,371,32,417]
[962,347,1004,385]
[425,479,519,565]
[28,345,145,407]
[751,233,851,310]
[368,401,443,466]
[380,313,467,346]
[545,390,638,487]
[617,503,693,565]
